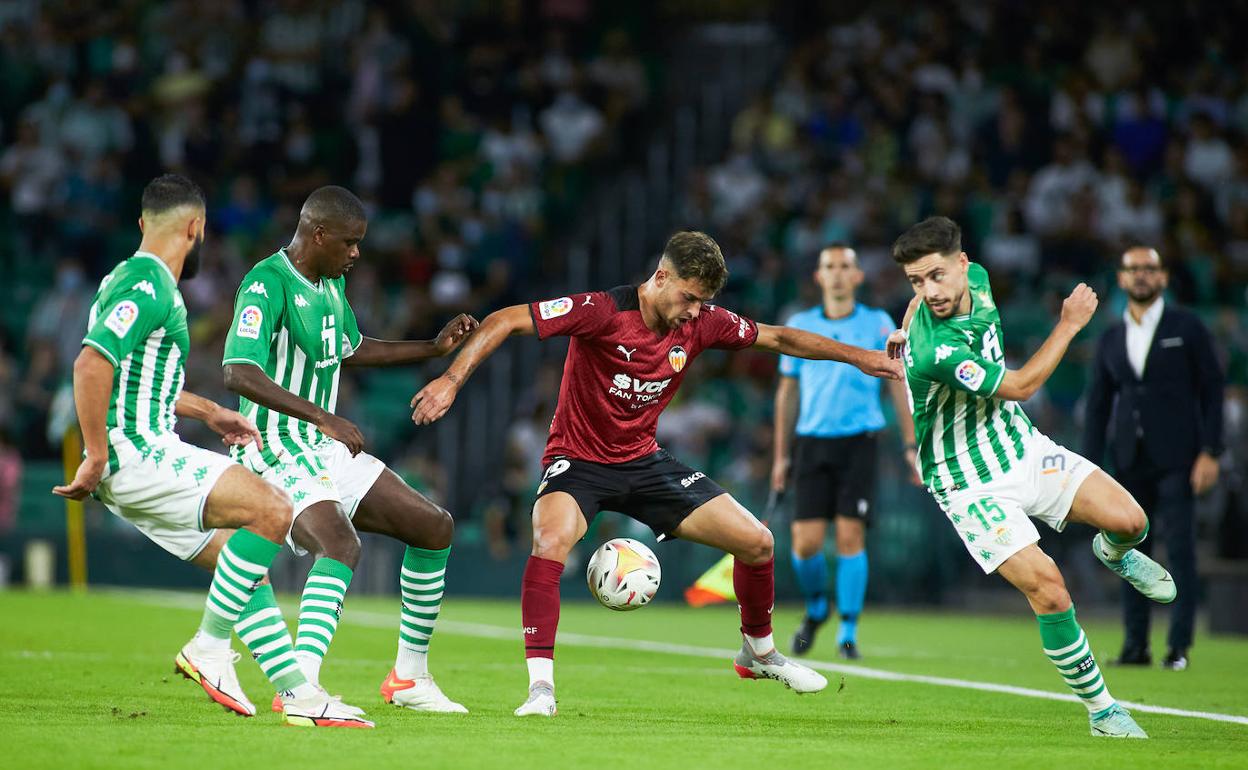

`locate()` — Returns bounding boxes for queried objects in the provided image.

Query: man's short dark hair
[661,231,728,294]
[892,216,962,264]
[301,185,366,228]
[141,174,205,217]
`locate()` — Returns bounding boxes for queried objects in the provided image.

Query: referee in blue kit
[772,243,918,659]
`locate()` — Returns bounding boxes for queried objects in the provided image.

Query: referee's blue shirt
[778,304,896,438]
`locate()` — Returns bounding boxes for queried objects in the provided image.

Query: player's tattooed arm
[53,346,114,500]
[223,363,366,455]
[411,304,535,425]
[753,323,903,380]
[174,391,263,450]
[344,314,480,367]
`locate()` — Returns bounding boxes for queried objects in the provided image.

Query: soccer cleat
[733,640,828,694]
[837,641,861,660]
[174,641,256,717]
[1089,704,1148,738]
[282,690,374,728]
[1092,534,1177,603]
[789,615,825,657]
[1161,649,1189,671]
[513,682,557,717]
[272,687,368,716]
[1112,645,1151,666]
[380,669,468,713]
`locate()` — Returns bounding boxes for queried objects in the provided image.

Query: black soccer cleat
[1112,645,1152,666]
[837,641,861,660]
[789,615,825,657]
[1160,649,1188,671]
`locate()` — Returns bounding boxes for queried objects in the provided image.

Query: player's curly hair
[661,231,728,294]
[892,216,962,264]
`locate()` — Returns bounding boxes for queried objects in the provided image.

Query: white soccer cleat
[733,640,828,694]
[513,682,557,717]
[282,690,374,728]
[272,686,368,717]
[379,669,468,714]
[174,640,256,717]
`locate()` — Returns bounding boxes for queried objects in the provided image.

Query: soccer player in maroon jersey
[412,231,901,716]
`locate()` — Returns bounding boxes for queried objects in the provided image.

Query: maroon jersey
[529,286,759,465]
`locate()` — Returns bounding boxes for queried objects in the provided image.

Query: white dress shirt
[1124,297,1164,379]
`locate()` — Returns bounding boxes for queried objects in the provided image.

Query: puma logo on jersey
[132,280,156,298]
[246,281,269,297]
[295,295,309,308]
[934,344,956,363]
[616,345,637,361]
[582,294,594,306]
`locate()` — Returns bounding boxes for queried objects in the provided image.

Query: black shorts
[791,433,877,522]
[535,449,726,539]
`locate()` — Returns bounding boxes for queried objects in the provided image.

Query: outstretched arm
[223,363,365,455]
[753,324,902,380]
[995,283,1097,402]
[411,304,536,425]
[344,314,478,367]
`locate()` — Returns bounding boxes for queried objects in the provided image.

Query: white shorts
[938,431,1098,574]
[96,436,235,561]
[235,439,386,555]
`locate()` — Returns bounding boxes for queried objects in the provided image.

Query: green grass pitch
[2,590,1245,769]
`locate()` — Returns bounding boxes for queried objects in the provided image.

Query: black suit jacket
[1083,303,1224,472]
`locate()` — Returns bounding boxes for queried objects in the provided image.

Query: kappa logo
[132,280,156,298]
[616,345,637,362]
[246,281,269,297]
[294,295,309,308]
[934,344,956,363]
[104,300,140,337]
[538,297,573,320]
[668,345,687,373]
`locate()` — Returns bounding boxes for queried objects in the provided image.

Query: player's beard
[181,233,205,280]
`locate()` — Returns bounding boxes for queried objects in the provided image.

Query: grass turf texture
[2,591,1245,769]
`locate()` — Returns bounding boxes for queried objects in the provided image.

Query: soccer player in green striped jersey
[54,174,370,728]
[220,186,477,715]
[889,217,1178,739]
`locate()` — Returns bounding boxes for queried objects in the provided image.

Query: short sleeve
[700,304,759,351]
[529,292,612,339]
[222,274,281,368]
[915,336,1006,397]
[82,276,170,366]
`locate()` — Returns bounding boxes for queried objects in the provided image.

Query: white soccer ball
[586,538,662,611]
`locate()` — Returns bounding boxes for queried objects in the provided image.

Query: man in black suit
[1084,246,1225,670]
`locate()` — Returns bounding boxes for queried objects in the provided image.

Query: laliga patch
[538,297,573,320]
[955,360,986,391]
[668,345,687,373]
[236,305,263,339]
[104,300,139,337]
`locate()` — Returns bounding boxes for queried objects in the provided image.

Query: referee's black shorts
[791,432,878,522]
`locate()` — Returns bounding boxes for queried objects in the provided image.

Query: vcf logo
[1041,454,1066,475]
[668,345,687,373]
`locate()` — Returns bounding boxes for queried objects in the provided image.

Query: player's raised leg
[1067,470,1175,604]
[833,515,867,659]
[174,466,290,717]
[996,544,1146,738]
[512,492,589,716]
[353,469,466,713]
[675,494,827,693]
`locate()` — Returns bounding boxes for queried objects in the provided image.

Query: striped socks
[293,557,354,685]
[234,584,306,691]
[198,529,281,648]
[395,546,449,679]
[1038,606,1115,715]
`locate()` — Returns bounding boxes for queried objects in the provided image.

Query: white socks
[745,633,776,656]
[527,657,554,688]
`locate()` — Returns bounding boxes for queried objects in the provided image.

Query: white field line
[123,589,1248,726]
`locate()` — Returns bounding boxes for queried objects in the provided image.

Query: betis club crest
[668,345,687,373]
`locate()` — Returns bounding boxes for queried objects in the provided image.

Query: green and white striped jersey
[222,249,362,469]
[82,252,189,474]
[902,262,1033,500]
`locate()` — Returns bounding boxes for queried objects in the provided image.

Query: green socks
[1038,606,1115,714]
[234,584,307,692]
[293,557,354,685]
[1099,520,1149,561]
[395,545,450,678]
[199,529,281,644]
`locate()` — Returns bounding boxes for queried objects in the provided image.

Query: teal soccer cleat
[1092,534,1177,603]
[1090,704,1148,738]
